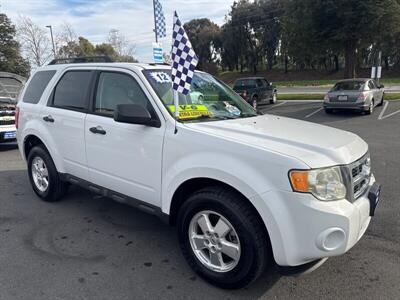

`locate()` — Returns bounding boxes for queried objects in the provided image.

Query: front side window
[144,69,257,122]
[53,71,92,110]
[94,72,150,116]
[256,79,264,87]
[23,70,56,104]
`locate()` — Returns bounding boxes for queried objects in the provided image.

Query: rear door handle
[43,115,54,123]
[89,126,106,135]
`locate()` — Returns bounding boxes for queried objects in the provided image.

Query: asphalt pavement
[0,101,399,300]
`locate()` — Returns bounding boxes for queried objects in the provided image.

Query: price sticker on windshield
[149,72,171,84]
[168,104,213,120]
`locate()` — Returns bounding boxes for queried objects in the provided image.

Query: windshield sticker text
[149,72,172,84]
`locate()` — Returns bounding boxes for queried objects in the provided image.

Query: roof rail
[48,56,113,65]
[147,62,171,66]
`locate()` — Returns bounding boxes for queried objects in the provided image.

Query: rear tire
[366,100,374,115]
[27,145,67,202]
[270,93,277,104]
[177,186,270,289]
[377,94,384,107]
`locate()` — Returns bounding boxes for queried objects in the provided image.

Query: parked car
[0,73,25,144]
[17,58,380,289]
[233,77,277,109]
[0,98,17,143]
[324,78,384,114]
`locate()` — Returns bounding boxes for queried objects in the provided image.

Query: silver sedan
[323,79,385,114]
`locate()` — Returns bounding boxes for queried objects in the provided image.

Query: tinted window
[95,72,150,116]
[23,71,56,104]
[256,79,264,87]
[368,81,376,89]
[53,71,92,110]
[234,79,256,88]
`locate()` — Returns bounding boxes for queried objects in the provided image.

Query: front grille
[0,119,15,126]
[348,153,371,200]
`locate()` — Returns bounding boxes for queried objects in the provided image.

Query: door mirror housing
[114,104,160,127]
[379,84,385,89]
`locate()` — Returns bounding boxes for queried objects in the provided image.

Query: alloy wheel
[31,157,49,192]
[189,210,241,273]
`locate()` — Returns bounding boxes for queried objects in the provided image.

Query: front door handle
[43,115,55,123]
[89,126,106,135]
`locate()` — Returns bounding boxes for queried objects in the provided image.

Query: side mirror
[114,104,160,127]
[380,84,385,89]
[269,82,273,86]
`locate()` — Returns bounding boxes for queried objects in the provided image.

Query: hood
[184,114,368,168]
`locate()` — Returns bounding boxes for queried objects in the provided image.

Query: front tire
[177,186,270,289]
[325,108,333,114]
[27,145,67,202]
[251,96,258,110]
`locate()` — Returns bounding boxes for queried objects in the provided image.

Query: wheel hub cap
[189,210,241,273]
[31,157,49,192]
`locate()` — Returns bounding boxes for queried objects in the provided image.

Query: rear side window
[234,79,256,88]
[52,71,92,111]
[23,70,56,104]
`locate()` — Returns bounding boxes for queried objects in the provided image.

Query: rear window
[52,71,93,111]
[332,81,365,91]
[23,71,56,104]
[234,79,256,88]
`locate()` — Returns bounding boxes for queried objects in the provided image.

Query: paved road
[279,85,400,94]
[0,102,399,300]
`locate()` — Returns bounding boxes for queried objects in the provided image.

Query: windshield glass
[332,81,365,91]
[143,69,257,122]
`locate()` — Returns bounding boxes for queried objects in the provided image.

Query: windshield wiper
[184,114,237,122]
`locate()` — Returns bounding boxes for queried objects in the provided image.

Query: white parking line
[381,109,400,120]
[305,107,323,118]
[378,101,389,120]
[267,101,287,110]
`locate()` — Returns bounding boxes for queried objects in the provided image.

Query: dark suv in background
[233,77,277,109]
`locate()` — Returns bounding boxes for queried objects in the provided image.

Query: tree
[184,18,221,71]
[0,13,30,77]
[17,15,52,67]
[284,0,400,78]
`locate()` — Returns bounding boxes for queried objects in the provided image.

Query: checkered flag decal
[171,11,199,95]
[154,0,166,38]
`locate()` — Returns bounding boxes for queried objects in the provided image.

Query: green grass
[278,92,400,100]
[384,93,400,100]
[278,93,325,100]
[274,80,336,87]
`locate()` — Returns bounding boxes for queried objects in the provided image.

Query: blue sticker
[149,72,171,84]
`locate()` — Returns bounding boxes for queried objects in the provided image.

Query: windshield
[332,81,365,91]
[143,69,257,122]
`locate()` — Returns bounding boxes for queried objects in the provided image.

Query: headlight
[289,166,347,201]
[324,94,330,102]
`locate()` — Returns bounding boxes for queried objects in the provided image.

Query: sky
[0,0,233,62]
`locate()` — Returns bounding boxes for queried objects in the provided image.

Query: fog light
[316,228,346,251]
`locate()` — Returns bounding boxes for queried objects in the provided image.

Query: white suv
[16,59,381,289]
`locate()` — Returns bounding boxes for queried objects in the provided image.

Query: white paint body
[17,63,374,267]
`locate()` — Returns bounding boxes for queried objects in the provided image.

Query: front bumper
[253,174,378,267]
[0,126,17,143]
